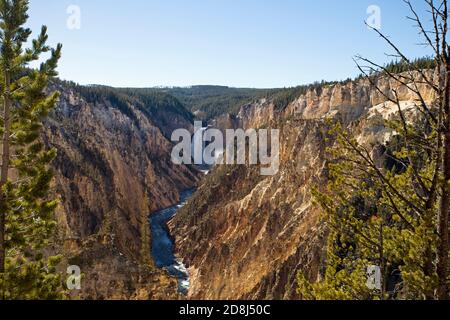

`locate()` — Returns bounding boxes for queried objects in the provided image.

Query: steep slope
[170,73,435,300]
[43,82,200,299]
[171,119,329,299]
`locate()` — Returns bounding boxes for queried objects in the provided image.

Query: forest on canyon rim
[0,0,449,301]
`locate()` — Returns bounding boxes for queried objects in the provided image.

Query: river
[149,189,196,295]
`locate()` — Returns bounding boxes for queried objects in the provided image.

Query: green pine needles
[0,0,63,299]
[298,119,439,300]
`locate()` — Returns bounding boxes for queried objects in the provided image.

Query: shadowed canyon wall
[43,82,200,299]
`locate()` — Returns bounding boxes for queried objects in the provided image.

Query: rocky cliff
[43,82,200,299]
[171,73,435,300]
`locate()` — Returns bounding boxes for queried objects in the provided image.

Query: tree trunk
[0,70,11,274]
[437,130,450,300]
[436,63,450,300]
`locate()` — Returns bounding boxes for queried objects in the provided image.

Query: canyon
[170,73,435,299]
[43,82,200,299]
[43,72,435,300]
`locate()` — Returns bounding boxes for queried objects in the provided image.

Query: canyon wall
[43,82,200,299]
[171,73,435,300]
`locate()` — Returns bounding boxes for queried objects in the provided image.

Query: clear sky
[28,0,432,88]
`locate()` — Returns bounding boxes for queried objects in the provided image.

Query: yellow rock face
[171,73,436,300]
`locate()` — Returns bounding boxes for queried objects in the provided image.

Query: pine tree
[298,0,450,300]
[298,119,438,300]
[0,0,63,299]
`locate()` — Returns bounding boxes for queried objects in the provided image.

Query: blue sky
[28,0,432,88]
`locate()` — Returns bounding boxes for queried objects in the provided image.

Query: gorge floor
[149,189,196,295]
